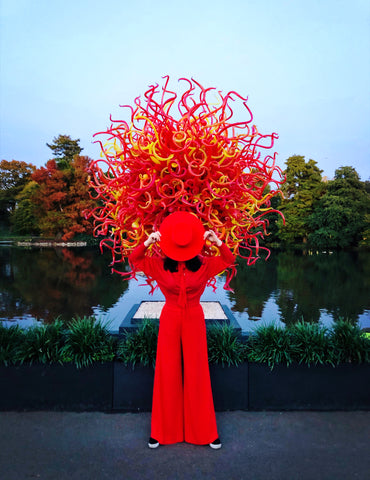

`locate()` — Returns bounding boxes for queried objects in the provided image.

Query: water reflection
[0,247,127,323]
[276,250,370,324]
[227,250,370,329]
[228,254,278,320]
[1,246,369,332]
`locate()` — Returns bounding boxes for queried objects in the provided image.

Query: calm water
[1,246,369,333]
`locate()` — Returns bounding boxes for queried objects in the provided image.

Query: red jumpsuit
[129,243,235,445]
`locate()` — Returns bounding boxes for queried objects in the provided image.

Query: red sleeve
[204,243,235,278]
[128,243,162,278]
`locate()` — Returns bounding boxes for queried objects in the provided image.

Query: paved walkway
[0,411,369,480]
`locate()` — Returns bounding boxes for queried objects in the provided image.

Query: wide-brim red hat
[159,212,205,261]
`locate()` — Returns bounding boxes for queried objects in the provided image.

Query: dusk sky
[1,0,369,180]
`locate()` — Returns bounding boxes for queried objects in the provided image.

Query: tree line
[269,156,369,249]
[0,135,369,249]
[0,135,95,241]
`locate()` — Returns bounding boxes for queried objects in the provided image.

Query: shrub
[330,319,370,364]
[246,323,293,370]
[288,320,335,367]
[16,319,67,365]
[0,323,24,366]
[62,316,115,368]
[117,318,159,368]
[207,323,246,367]
[1,316,369,370]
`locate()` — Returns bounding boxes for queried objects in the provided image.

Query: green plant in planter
[246,323,293,370]
[62,316,115,368]
[0,323,24,365]
[117,318,159,368]
[330,319,370,364]
[207,323,246,367]
[288,320,335,367]
[15,319,68,365]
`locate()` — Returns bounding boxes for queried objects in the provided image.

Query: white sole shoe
[148,438,159,449]
[209,439,222,449]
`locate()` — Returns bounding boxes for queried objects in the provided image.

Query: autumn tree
[277,155,325,244]
[31,159,69,236]
[308,166,370,249]
[31,155,96,240]
[60,155,97,240]
[46,134,83,169]
[0,160,35,227]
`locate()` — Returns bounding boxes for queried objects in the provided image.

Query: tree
[308,166,370,249]
[31,155,96,239]
[261,191,283,246]
[363,180,370,195]
[255,185,283,247]
[0,159,35,228]
[60,155,97,240]
[46,134,83,169]
[277,155,325,244]
[11,181,40,235]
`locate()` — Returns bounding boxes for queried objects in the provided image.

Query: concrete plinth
[119,301,241,335]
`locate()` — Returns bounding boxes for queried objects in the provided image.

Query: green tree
[46,134,83,169]
[277,155,325,245]
[11,181,40,235]
[260,191,282,246]
[308,166,370,249]
[0,160,35,228]
[364,180,370,195]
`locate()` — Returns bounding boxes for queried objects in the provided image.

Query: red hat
[159,212,205,261]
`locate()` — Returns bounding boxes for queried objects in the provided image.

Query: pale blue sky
[1,0,369,180]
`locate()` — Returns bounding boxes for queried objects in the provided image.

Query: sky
[1,0,369,181]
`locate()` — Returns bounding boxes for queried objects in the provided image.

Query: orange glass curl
[87,76,285,279]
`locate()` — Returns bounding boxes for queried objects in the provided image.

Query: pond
[1,246,369,334]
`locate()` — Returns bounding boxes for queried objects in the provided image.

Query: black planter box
[249,363,370,411]
[210,363,248,411]
[113,362,154,411]
[0,363,113,411]
[1,361,369,411]
[113,362,248,412]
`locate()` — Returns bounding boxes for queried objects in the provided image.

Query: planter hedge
[2,360,368,412]
[0,317,369,411]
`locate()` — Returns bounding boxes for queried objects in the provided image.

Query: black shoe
[148,437,159,449]
[209,438,222,449]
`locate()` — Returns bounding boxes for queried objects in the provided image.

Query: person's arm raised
[144,231,161,248]
[129,231,161,269]
[203,230,235,276]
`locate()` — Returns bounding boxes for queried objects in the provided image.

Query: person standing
[129,212,235,449]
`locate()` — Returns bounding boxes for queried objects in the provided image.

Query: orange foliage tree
[31,155,96,240]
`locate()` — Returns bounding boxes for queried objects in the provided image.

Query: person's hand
[204,230,222,247]
[144,231,161,247]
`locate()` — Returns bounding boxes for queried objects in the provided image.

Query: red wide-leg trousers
[151,303,218,445]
